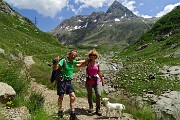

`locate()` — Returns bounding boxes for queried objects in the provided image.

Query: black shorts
[57,80,75,96]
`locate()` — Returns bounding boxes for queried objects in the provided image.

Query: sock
[71,109,75,113]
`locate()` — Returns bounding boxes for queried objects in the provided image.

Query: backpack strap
[59,58,66,73]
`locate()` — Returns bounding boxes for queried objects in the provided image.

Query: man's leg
[58,95,64,118]
[57,81,65,118]
[69,92,76,112]
[58,96,64,111]
[69,92,77,120]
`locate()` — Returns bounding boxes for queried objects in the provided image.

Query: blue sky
[4,0,180,32]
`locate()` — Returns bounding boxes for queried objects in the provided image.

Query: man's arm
[53,56,60,70]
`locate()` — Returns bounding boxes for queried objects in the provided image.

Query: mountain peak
[106,0,136,18]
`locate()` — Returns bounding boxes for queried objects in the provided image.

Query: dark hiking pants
[86,84,101,110]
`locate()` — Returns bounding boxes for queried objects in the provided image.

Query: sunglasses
[89,54,97,56]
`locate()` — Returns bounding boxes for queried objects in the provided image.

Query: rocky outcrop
[173,49,180,58]
[135,43,150,51]
[160,65,180,80]
[0,82,16,104]
[0,47,5,54]
[0,0,15,15]
[0,1,35,26]
[152,91,180,120]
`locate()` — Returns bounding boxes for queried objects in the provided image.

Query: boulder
[135,44,149,51]
[153,91,180,120]
[173,49,180,58]
[0,82,16,104]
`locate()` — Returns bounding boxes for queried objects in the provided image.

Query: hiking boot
[96,109,102,116]
[70,112,78,120]
[58,111,64,118]
[88,106,93,113]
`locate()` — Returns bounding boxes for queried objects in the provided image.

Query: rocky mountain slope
[0,0,34,26]
[50,1,157,46]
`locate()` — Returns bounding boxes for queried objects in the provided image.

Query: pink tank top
[86,64,100,85]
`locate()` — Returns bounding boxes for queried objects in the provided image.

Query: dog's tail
[122,104,125,110]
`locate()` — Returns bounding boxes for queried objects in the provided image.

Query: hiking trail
[1,56,134,120]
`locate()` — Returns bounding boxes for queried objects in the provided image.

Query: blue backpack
[50,58,66,83]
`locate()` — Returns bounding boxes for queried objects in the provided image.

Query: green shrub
[0,67,29,94]
[12,94,27,107]
[28,109,52,120]
[132,105,155,120]
[26,92,45,113]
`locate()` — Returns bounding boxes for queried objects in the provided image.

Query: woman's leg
[86,84,93,111]
[93,84,102,116]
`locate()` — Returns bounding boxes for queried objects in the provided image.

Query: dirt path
[30,79,134,120]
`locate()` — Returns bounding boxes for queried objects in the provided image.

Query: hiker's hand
[56,56,60,62]
[55,80,58,84]
[102,81,105,86]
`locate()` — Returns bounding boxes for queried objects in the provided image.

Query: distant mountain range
[50,1,158,46]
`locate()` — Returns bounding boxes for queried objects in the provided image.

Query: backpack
[50,58,66,83]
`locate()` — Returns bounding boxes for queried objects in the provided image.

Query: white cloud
[57,16,63,21]
[122,0,136,11]
[141,14,152,18]
[75,0,114,8]
[74,0,115,13]
[156,2,180,17]
[4,0,68,18]
[67,4,78,15]
[7,0,178,19]
[139,3,143,6]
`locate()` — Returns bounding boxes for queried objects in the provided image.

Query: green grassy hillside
[0,12,64,55]
[113,6,180,95]
[0,1,69,118]
[137,6,180,46]
[0,3,68,91]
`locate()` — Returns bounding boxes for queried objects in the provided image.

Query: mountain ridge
[50,1,157,46]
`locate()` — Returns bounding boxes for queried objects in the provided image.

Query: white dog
[102,98,125,119]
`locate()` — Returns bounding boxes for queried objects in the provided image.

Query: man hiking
[53,50,86,120]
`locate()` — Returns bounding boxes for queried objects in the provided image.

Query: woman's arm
[76,59,89,67]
